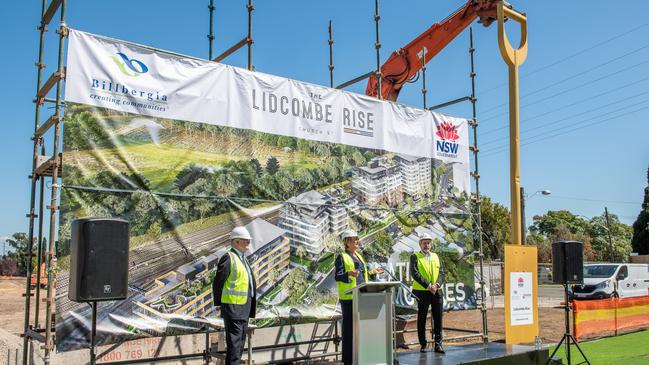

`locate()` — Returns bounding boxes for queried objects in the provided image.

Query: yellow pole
[497,2,528,245]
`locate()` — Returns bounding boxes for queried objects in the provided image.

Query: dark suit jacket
[212,249,257,320]
[410,252,445,293]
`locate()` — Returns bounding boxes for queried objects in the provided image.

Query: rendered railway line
[55,207,280,321]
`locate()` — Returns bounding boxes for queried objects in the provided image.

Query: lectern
[346,281,401,365]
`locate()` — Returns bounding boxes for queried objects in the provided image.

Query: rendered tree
[250,158,263,177]
[265,156,280,175]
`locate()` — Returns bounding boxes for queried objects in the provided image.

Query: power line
[480,104,649,157]
[479,90,649,147]
[547,195,640,206]
[480,76,649,136]
[480,43,649,116]
[477,21,649,96]
[479,57,649,118]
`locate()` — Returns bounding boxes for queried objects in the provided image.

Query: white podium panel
[347,281,400,365]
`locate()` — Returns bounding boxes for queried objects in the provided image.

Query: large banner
[57,29,477,351]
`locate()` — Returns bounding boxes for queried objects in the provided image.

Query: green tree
[282,268,308,305]
[365,230,393,260]
[526,232,551,262]
[212,172,239,197]
[323,234,343,255]
[529,210,589,237]
[265,156,280,175]
[250,158,263,177]
[632,165,649,254]
[6,233,33,275]
[295,246,308,261]
[184,178,215,223]
[175,164,211,191]
[590,213,633,261]
[479,196,510,260]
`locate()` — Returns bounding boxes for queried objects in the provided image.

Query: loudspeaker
[68,218,129,302]
[552,240,584,284]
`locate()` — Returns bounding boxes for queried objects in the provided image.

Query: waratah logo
[435,121,460,141]
[111,52,149,77]
[517,277,525,288]
[435,120,460,156]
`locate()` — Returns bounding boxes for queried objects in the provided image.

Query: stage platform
[394,342,553,365]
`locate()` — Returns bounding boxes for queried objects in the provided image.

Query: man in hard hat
[334,229,384,365]
[410,232,445,354]
[212,226,257,365]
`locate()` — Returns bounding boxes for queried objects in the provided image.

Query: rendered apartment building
[352,156,403,207]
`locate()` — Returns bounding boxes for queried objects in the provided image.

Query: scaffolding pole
[207,0,215,60]
[247,0,254,70]
[33,144,47,329]
[22,0,48,364]
[420,47,427,109]
[210,0,254,70]
[328,20,334,88]
[43,1,67,363]
[373,0,382,100]
[469,27,489,345]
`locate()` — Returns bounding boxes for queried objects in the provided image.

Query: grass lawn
[65,141,321,190]
[550,330,649,365]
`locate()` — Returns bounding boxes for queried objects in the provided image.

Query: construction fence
[573,295,649,341]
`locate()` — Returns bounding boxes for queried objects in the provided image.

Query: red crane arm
[366,0,499,101]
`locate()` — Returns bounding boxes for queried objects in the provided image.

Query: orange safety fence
[573,295,649,341]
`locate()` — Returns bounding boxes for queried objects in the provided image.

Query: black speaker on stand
[546,241,590,365]
[69,218,129,365]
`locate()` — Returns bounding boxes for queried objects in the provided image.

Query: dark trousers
[414,289,443,348]
[340,300,353,365]
[223,317,248,365]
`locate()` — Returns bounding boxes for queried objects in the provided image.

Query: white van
[572,263,649,300]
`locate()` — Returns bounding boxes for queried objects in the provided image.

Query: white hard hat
[341,230,358,239]
[230,226,251,240]
[419,233,433,241]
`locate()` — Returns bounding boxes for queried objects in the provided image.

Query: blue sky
[1,1,648,248]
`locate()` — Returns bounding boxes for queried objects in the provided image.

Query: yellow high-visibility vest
[411,251,440,291]
[221,251,249,305]
[337,251,368,301]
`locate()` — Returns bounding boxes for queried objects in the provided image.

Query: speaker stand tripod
[89,301,98,365]
[546,284,590,365]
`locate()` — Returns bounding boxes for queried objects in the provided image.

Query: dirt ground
[0,279,49,336]
[0,278,48,364]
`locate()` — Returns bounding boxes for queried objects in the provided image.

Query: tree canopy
[631,165,649,254]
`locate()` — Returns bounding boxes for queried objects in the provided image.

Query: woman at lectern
[334,229,384,365]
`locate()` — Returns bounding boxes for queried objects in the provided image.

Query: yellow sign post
[497,2,538,344]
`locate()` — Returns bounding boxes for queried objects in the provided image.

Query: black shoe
[420,343,427,353]
[434,344,445,354]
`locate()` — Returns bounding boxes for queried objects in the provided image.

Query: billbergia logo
[435,120,460,157]
[111,52,149,77]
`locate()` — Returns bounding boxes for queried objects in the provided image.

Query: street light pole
[520,188,551,244]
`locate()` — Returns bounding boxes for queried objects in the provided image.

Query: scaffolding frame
[21,1,67,365]
[21,1,488,363]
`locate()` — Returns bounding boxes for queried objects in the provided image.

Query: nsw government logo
[111,52,149,77]
[435,120,460,158]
